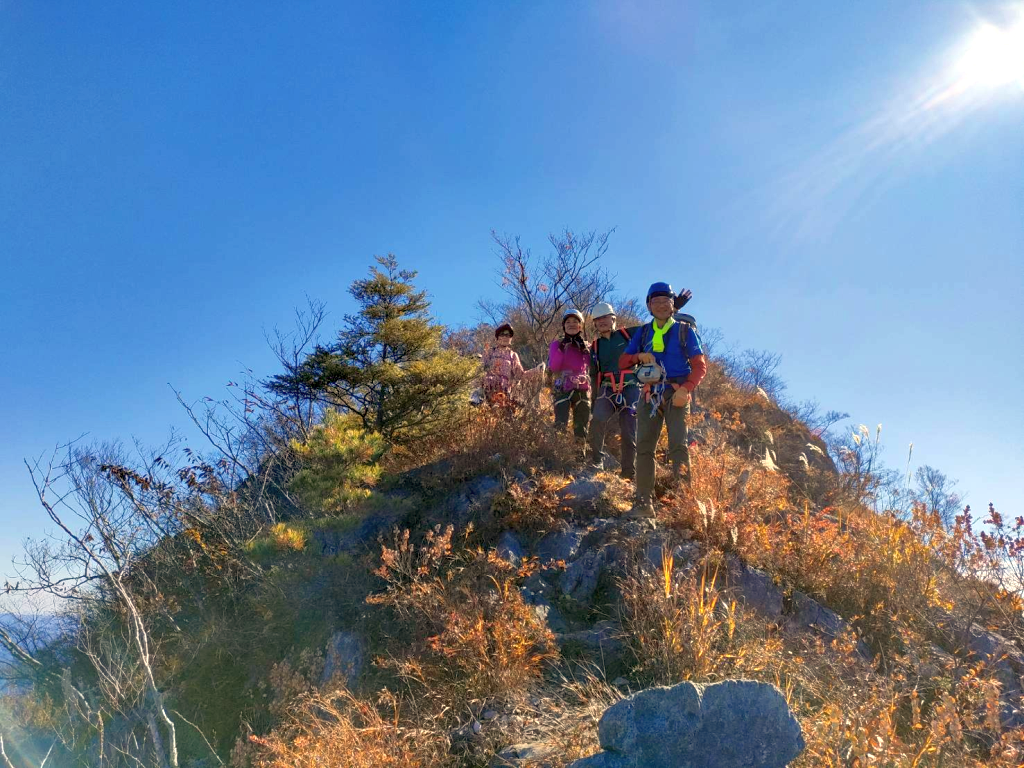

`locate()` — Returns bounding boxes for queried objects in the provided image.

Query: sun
[957,21,1024,89]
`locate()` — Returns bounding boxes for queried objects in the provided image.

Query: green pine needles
[269,255,478,448]
[288,411,385,514]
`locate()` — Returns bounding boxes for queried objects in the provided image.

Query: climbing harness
[553,372,590,409]
[594,372,637,416]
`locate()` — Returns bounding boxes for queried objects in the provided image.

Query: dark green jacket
[591,326,641,386]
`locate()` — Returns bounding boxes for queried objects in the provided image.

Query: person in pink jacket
[482,322,525,407]
[548,309,591,440]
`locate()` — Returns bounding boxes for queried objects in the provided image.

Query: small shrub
[366,525,557,719]
[288,410,385,515]
[660,426,790,552]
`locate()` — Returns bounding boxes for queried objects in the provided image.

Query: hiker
[481,323,525,408]
[588,302,640,480]
[618,283,707,518]
[548,310,591,441]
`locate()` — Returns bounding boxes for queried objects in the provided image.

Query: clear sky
[2,1,1022,578]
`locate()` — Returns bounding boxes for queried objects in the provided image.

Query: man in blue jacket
[618,282,707,518]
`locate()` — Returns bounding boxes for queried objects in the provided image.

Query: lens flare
[957,21,1024,89]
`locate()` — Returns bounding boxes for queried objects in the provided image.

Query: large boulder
[568,679,805,768]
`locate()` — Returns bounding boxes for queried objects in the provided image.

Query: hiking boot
[626,497,656,519]
[670,462,691,488]
[620,471,634,482]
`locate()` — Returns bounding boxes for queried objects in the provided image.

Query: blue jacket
[620,320,705,383]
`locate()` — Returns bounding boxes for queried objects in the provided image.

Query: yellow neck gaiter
[650,318,675,353]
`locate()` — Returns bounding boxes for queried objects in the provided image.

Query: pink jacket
[548,339,591,391]
[482,347,524,395]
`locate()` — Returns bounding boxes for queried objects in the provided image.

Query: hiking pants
[589,383,639,478]
[554,389,590,440]
[635,395,690,501]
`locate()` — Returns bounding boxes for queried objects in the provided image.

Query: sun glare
[957,21,1024,89]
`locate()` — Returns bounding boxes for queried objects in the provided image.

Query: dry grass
[386,396,577,493]
[239,688,453,767]
[366,525,558,722]
[619,552,738,684]
[659,424,792,551]
[242,383,1024,767]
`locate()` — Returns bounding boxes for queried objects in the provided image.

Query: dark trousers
[636,396,690,501]
[589,383,639,478]
[554,388,590,439]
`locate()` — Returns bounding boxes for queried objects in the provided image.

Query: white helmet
[591,301,616,320]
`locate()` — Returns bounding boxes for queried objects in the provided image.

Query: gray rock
[492,741,559,767]
[311,500,409,556]
[520,576,571,634]
[964,624,1024,675]
[528,600,571,635]
[785,591,872,660]
[560,547,608,604]
[560,477,609,507]
[556,621,628,674]
[444,475,503,528]
[725,557,784,620]
[536,526,586,564]
[643,534,700,575]
[497,531,526,566]
[321,631,366,689]
[568,679,805,768]
[962,624,1024,728]
[786,590,847,638]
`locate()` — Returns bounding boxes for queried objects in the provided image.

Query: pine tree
[268,255,478,446]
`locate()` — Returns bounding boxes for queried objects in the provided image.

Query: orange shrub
[366,525,557,718]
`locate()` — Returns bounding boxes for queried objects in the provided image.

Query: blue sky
[2,1,1022,577]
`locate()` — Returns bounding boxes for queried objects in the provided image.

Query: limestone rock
[785,590,872,659]
[560,477,610,508]
[556,621,628,676]
[443,475,503,528]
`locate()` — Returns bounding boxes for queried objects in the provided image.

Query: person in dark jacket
[588,302,640,479]
[618,282,707,518]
